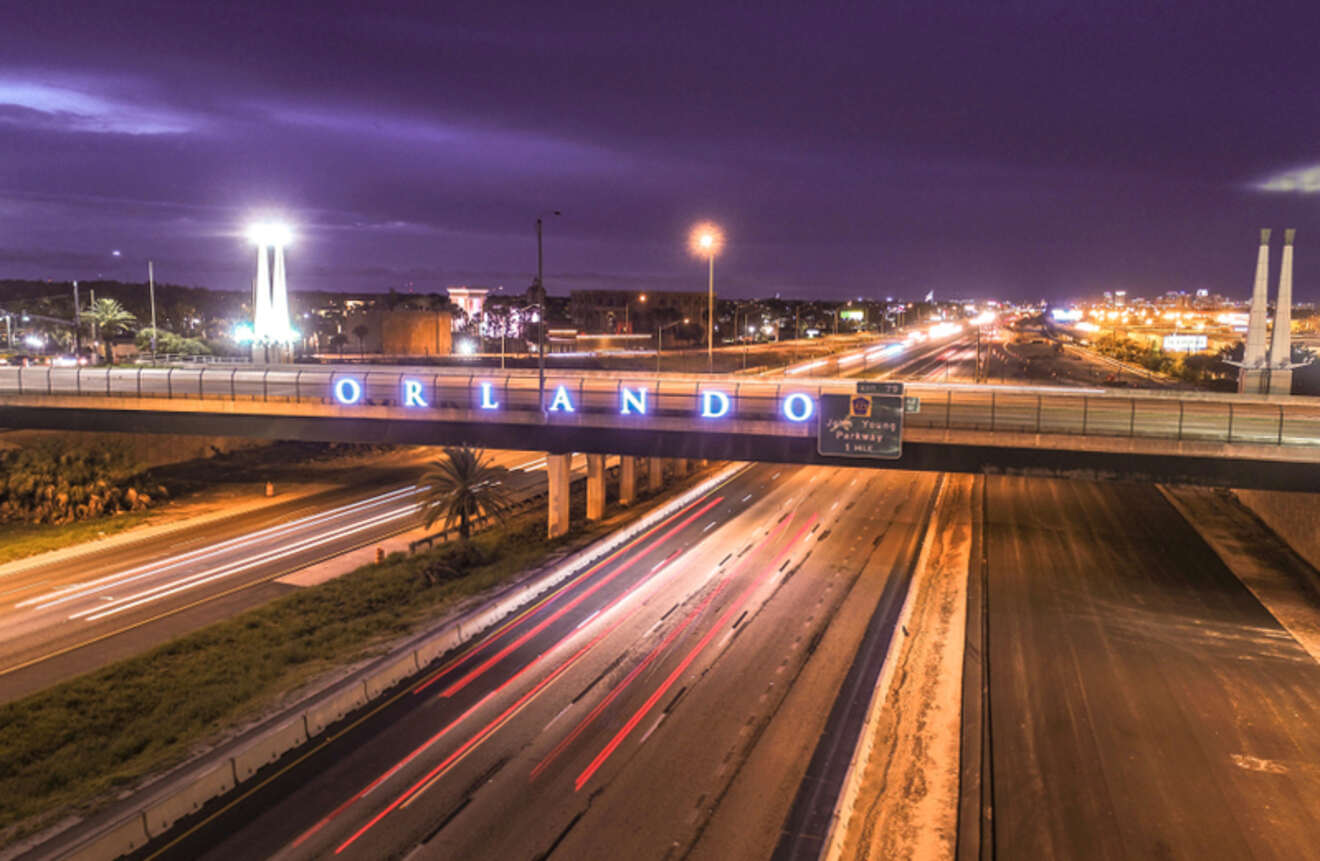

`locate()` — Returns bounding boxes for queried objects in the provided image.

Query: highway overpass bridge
[2,364,1318,532]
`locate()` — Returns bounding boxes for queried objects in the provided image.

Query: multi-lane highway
[977,477,1320,857]
[0,450,590,703]
[115,463,936,861]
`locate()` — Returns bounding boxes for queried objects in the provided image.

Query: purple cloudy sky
[2,0,1318,300]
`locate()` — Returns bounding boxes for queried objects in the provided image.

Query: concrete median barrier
[304,680,370,736]
[365,651,419,699]
[64,812,150,861]
[416,627,463,668]
[232,716,308,782]
[142,759,237,837]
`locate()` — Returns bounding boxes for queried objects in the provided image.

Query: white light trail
[21,486,420,611]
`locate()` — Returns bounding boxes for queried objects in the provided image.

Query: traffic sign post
[818,381,904,459]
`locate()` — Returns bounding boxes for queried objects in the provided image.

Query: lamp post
[535,210,560,410]
[689,223,723,372]
[148,260,157,356]
[657,317,688,373]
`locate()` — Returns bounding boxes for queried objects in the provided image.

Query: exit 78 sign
[818,381,904,459]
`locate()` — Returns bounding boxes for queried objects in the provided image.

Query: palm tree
[419,447,515,540]
[85,298,136,365]
[352,324,370,356]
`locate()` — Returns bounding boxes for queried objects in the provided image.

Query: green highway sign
[857,381,904,396]
[819,383,903,459]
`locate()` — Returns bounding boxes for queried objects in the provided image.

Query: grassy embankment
[0,464,714,845]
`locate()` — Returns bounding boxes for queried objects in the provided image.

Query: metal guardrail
[1,366,1317,453]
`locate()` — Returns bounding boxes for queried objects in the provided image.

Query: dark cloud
[1,0,1319,300]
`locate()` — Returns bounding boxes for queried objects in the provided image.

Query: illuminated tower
[1237,229,1270,394]
[248,223,295,359]
[1267,229,1307,394]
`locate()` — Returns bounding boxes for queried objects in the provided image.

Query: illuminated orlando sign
[330,377,818,422]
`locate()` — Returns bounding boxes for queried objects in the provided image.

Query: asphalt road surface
[0,450,587,702]
[980,477,1320,859]
[125,463,937,861]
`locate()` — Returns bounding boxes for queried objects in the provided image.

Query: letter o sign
[334,377,363,405]
[782,392,814,422]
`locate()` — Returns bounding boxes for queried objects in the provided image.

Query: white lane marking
[575,609,600,631]
[703,521,718,533]
[544,703,574,733]
[21,485,421,611]
[638,713,667,745]
[741,494,753,502]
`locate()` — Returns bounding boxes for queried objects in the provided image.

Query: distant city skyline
[3,3,1319,301]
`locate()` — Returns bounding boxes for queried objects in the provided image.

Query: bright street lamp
[689,223,723,372]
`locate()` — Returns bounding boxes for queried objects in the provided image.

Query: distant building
[569,289,706,334]
[343,308,453,356]
[447,287,488,320]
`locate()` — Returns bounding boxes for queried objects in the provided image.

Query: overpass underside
[2,400,1317,492]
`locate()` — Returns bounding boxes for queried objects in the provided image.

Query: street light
[657,317,689,373]
[689,223,723,372]
[534,210,561,411]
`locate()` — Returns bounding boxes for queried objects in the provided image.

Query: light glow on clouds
[0,79,197,134]
[1255,165,1320,193]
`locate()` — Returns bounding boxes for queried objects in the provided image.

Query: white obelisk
[1238,228,1271,394]
[1267,229,1296,395]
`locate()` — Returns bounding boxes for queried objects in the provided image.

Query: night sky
[3,1,1318,301]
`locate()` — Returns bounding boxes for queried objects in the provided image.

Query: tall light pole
[689,223,723,372]
[534,210,560,410]
[148,260,157,355]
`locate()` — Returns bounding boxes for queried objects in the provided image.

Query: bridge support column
[586,453,607,521]
[546,453,571,539]
[672,458,688,477]
[619,456,638,506]
[649,457,664,493]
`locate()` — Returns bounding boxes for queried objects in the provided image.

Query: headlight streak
[19,486,421,612]
[71,504,423,622]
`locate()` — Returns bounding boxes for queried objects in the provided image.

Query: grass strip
[0,468,708,845]
[0,512,158,566]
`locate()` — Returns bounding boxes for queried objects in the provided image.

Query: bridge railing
[1,366,1317,452]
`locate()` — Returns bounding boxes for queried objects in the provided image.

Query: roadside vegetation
[0,440,393,566]
[1091,334,1236,388]
[0,458,713,845]
[0,441,166,526]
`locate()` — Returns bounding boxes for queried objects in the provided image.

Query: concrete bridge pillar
[546,453,572,539]
[619,456,638,506]
[586,453,607,521]
[672,458,688,477]
[649,456,664,493]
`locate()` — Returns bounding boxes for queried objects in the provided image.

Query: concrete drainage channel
[34,462,747,861]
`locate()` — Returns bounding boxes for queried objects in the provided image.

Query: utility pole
[72,281,82,357]
[707,253,714,372]
[148,260,158,355]
[534,211,560,410]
